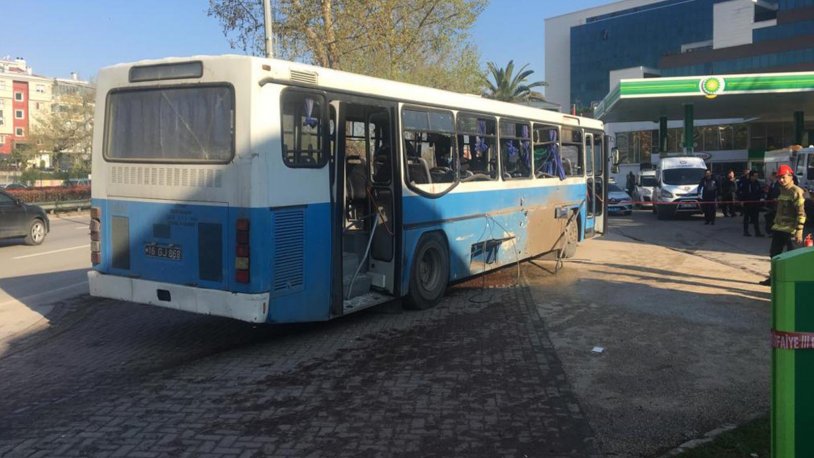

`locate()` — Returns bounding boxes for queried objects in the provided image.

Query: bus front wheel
[405,233,449,310]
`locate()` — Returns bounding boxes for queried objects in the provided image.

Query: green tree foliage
[208,0,486,93]
[27,89,94,172]
[482,60,547,103]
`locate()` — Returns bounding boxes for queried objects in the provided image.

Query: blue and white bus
[88,55,607,323]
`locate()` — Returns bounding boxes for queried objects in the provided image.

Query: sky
[2,0,609,90]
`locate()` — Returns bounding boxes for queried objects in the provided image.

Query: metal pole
[263,0,273,58]
[683,104,694,154]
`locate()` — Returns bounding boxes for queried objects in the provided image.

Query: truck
[652,156,707,220]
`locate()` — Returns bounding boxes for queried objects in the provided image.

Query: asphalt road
[0,211,90,341]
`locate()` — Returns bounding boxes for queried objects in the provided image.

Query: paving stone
[0,278,599,457]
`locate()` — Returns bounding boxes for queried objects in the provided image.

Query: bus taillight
[90,207,102,265]
[235,218,250,283]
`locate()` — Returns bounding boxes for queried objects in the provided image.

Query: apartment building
[0,56,93,166]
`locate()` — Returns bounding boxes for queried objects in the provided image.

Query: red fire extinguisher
[806,234,813,248]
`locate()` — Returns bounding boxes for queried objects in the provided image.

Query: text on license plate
[678,203,697,209]
[144,244,182,261]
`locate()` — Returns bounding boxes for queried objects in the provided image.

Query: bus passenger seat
[408,157,432,184]
[346,155,368,226]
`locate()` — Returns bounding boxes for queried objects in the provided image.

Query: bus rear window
[105,85,234,162]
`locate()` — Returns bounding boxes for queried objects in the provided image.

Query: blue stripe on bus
[399,183,588,293]
[92,182,590,323]
[91,198,333,323]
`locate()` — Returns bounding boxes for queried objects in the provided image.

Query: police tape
[772,329,814,350]
[608,199,778,206]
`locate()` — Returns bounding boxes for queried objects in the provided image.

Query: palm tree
[482,60,547,103]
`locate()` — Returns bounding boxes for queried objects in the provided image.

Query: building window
[35,84,46,94]
[15,109,24,119]
[14,92,23,101]
[15,127,24,136]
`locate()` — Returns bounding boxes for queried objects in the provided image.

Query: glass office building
[556,0,814,111]
[570,0,714,109]
[545,0,814,178]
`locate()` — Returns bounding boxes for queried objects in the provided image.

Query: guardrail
[37,199,91,213]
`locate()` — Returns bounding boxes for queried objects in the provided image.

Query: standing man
[698,169,720,225]
[742,171,764,237]
[720,170,737,217]
[736,167,751,216]
[759,164,807,286]
[626,171,636,197]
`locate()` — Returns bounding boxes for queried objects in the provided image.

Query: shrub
[6,185,90,204]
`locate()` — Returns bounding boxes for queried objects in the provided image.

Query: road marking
[12,245,89,260]
[75,226,89,230]
[0,280,88,308]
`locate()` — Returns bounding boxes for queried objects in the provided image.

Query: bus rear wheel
[405,233,449,310]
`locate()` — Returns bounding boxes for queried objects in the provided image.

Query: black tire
[24,219,47,246]
[562,218,578,259]
[404,232,449,310]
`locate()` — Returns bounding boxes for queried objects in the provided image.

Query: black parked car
[0,190,49,245]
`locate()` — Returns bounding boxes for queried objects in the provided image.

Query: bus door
[334,98,398,312]
[585,132,606,236]
[276,89,334,322]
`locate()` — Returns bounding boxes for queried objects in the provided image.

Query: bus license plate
[144,244,182,261]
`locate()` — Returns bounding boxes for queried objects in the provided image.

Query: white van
[792,146,814,192]
[653,156,707,219]
[634,170,656,208]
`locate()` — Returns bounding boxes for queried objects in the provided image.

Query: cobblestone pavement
[0,273,599,457]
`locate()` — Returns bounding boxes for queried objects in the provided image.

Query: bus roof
[99,54,603,131]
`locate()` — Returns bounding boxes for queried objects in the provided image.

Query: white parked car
[607,183,634,215]
[634,170,656,208]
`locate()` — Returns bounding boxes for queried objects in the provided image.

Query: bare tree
[208,0,486,93]
[27,88,94,172]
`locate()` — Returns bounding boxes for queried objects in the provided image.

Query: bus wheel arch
[404,231,449,310]
[562,213,579,259]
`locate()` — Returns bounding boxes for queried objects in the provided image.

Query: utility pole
[263,0,273,58]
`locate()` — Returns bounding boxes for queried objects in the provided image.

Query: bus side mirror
[610,147,620,174]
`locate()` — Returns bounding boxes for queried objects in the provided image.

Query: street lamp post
[263,0,273,58]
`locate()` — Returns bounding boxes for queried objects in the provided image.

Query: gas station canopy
[594,72,814,123]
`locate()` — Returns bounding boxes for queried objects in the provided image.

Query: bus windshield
[663,168,705,185]
[105,85,235,162]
